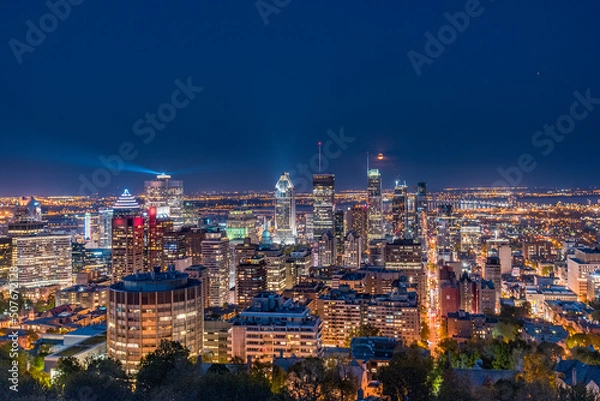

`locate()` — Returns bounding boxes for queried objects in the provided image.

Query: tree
[285,357,327,401]
[345,323,380,347]
[437,357,474,401]
[323,364,359,401]
[135,340,198,398]
[380,346,434,401]
[63,358,131,401]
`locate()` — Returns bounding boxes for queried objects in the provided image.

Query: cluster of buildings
[3,169,600,385]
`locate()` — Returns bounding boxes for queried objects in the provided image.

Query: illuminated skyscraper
[145,174,184,231]
[367,169,384,241]
[202,230,230,307]
[146,206,174,270]
[11,234,72,288]
[312,174,335,239]
[226,208,258,244]
[111,190,144,283]
[8,196,45,236]
[274,172,296,245]
[107,268,203,374]
[391,181,408,238]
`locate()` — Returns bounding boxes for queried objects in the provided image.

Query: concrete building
[229,292,322,361]
[568,248,600,300]
[12,234,72,288]
[107,268,203,374]
[202,230,230,307]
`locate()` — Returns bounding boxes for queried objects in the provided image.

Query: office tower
[568,248,600,299]
[257,234,286,294]
[180,228,206,265]
[202,230,230,307]
[144,173,184,231]
[0,238,12,279]
[236,255,267,307]
[303,213,314,242]
[415,182,428,244]
[368,239,387,266]
[107,268,203,374]
[436,204,459,261]
[342,231,362,268]
[384,239,422,270]
[98,209,113,249]
[391,182,408,238]
[146,206,174,270]
[8,196,45,236]
[226,208,258,244]
[484,256,502,312]
[367,169,384,241]
[285,248,312,288]
[334,209,345,265]
[384,239,425,301]
[274,172,296,245]
[348,204,367,250]
[460,221,482,254]
[230,292,322,361]
[317,231,336,267]
[12,234,72,288]
[499,244,512,275]
[111,190,144,283]
[312,174,335,239]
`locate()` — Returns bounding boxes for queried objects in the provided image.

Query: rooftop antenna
[318,142,322,173]
[366,152,369,174]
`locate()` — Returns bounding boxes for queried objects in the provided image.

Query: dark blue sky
[1,0,600,195]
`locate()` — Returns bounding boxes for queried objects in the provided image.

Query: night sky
[1,0,600,196]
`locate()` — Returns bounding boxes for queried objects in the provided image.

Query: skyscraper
[312,174,335,239]
[202,230,230,307]
[236,255,267,307]
[274,172,296,245]
[144,174,184,231]
[146,206,173,270]
[11,234,72,288]
[107,268,203,374]
[391,181,408,238]
[367,169,384,241]
[111,190,144,283]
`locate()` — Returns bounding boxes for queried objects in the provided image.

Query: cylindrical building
[107,268,203,373]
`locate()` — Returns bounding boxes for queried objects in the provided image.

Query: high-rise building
[334,209,345,264]
[257,234,286,294]
[236,255,267,307]
[230,292,322,361]
[226,209,258,244]
[274,172,296,245]
[144,174,184,231]
[391,182,407,238]
[202,230,230,307]
[348,204,367,250]
[568,248,600,299]
[367,169,384,241]
[342,231,362,268]
[98,209,113,249]
[317,231,336,267]
[146,206,174,270]
[0,238,12,279]
[11,234,72,288]
[484,256,502,312]
[312,174,335,239]
[415,182,428,245]
[8,196,45,236]
[107,268,203,374]
[111,190,144,283]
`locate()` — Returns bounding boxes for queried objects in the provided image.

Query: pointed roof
[113,189,140,211]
